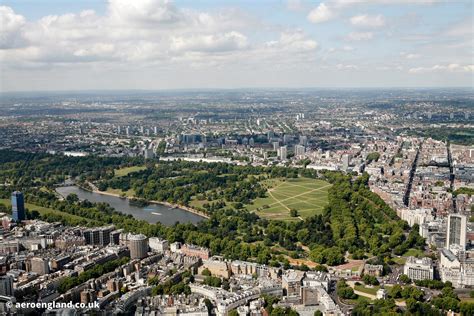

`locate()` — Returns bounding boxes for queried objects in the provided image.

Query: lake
[56,186,204,226]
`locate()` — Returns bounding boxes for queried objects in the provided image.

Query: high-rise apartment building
[447,214,467,249]
[11,191,25,222]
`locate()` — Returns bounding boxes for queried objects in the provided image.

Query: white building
[149,238,169,253]
[400,208,434,227]
[403,256,434,281]
[279,146,288,161]
[439,248,474,288]
[295,145,305,158]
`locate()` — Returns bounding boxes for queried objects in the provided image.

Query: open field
[403,248,425,258]
[354,284,380,296]
[105,188,135,197]
[0,199,97,225]
[460,297,474,303]
[247,177,331,221]
[114,166,146,177]
[392,256,407,265]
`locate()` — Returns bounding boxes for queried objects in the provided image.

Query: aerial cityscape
[0,0,473,316]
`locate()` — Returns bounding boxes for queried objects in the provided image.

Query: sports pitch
[248,177,331,221]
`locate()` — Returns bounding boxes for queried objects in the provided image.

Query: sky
[0,0,473,92]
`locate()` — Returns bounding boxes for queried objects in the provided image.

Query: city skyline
[1,0,473,92]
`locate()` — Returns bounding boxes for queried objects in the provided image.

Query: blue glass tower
[11,191,25,222]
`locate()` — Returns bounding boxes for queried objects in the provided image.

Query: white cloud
[107,0,183,25]
[336,63,359,70]
[170,32,248,53]
[287,0,305,12]
[405,54,420,59]
[270,31,319,51]
[400,52,421,59]
[0,2,263,66]
[307,3,335,23]
[350,14,385,28]
[409,63,474,74]
[346,32,374,41]
[74,43,116,57]
[443,18,473,38]
[0,6,27,49]
[1,0,473,90]
[332,0,438,5]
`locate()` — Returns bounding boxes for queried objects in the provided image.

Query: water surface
[56,186,204,226]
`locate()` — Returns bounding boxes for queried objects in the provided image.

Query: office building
[403,256,433,281]
[11,191,25,222]
[272,141,279,151]
[30,257,50,275]
[279,146,288,161]
[83,226,115,246]
[447,214,467,249]
[143,148,155,159]
[299,135,308,146]
[149,237,169,253]
[439,248,474,288]
[342,154,350,172]
[181,244,210,260]
[282,270,304,298]
[295,145,305,157]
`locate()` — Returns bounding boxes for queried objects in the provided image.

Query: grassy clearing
[114,166,146,177]
[247,177,331,221]
[105,188,135,197]
[354,284,380,296]
[460,297,474,303]
[403,248,424,258]
[0,199,96,225]
[393,257,407,265]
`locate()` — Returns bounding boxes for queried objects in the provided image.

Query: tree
[460,302,474,316]
[66,193,79,203]
[222,279,230,290]
[262,294,280,314]
[203,276,222,288]
[204,298,213,314]
[290,209,299,217]
[314,265,328,272]
[228,310,239,316]
[388,284,402,299]
[399,274,411,284]
[362,274,379,286]
[337,279,357,299]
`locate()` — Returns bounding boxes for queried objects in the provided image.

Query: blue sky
[0,0,472,91]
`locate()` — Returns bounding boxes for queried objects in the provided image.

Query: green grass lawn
[114,165,146,177]
[105,188,135,197]
[354,284,380,296]
[393,257,407,265]
[403,248,424,258]
[0,198,97,225]
[247,177,331,221]
[344,296,374,304]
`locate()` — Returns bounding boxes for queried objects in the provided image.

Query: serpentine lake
[56,186,204,226]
